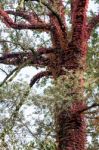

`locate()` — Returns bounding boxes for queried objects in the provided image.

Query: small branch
[87,14,99,39]
[7,61,30,82]
[0,39,26,50]
[0,39,59,55]
[0,67,18,87]
[20,120,39,140]
[0,68,8,75]
[79,103,99,113]
[30,70,51,87]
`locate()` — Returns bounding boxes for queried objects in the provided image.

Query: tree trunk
[56,101,86,150]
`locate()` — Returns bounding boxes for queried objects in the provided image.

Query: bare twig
[0,67,18,87]
[79,103,99,113]
[0,68,8,75]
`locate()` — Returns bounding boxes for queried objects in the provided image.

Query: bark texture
[56,101,86,150]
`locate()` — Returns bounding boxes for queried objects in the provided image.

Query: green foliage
[0,82,56,149]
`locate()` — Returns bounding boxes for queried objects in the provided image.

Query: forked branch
[6,10,44,24]
[0,8,51,30]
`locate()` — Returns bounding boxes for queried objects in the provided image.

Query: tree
[0,0,99,150]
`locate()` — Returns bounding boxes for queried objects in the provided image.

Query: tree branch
[0,67,18,87]
[30,68,67,87]
[0,68,8,75]
[6,10,44,24]
[0,52,43,67]
[25,0,67,42]
[36,47,60,54]
[79,103,99,113]
[0,8,51,31]
[0,60,30,87]
[0,39,27,50]
[0,47,59,66]
[0,52,33,65]
[87,14,99,39]
[0,39,60,54]
[30,70,52,87]
[71,0,89,49]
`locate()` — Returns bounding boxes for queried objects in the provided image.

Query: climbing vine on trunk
[0,0,99,149]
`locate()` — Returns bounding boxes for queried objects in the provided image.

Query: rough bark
[55,101,86,150]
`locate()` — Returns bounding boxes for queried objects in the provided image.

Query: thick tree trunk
[56,101,86,150]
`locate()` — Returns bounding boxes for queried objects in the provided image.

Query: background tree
[0,0,99,150]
